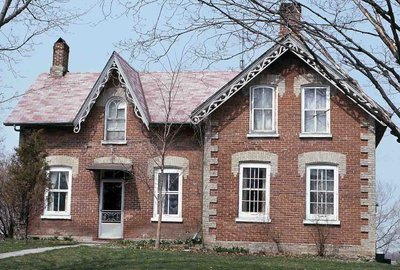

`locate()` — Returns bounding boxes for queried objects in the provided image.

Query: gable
[190,35,400,142]
[73,52,150,133]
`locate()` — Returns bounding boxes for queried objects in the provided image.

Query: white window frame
[249,85,278,136]
[42,166,72,219]
[103,97,127,144]
[304,165,340,225]
[236,163,271,223]
[300,86,331,137]
[152,168,183,222]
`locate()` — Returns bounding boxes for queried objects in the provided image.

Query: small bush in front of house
[213,246,249,254]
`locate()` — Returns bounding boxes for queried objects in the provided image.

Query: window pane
[168,194,178,215]
[59,172,68,190]
[310,192,317,203]
[47,192,54,211]
[243,190,250,200]
[116,103,125,119]
[253,88,264,108]
[327,192,334,203]
[251,168,257,179]
[316,111,327,132]
[327,170,334,180]
[108,120,118,130]
[310,180,317,191]
[243,168,250,179]
[310,169,318,180]
[116,119,125,130]
[315,88,327,109]
[319,203,324,214]
[327,181,334,191]
[254,110,263,130]
[59,192,66,211]
[258,191,265,202]
[304,89,315,109]
[310,203,317,214]
[243,179,250,189]
[158,173,168,191]
[108,101,117,118]
[242,201,249,212]
[264,88,273,108]
[53,192,59,211]
[50,172,58,189]
[304,111,315,132]
[259,168,266,179]
[327,203,334,215]
[250,179,257,189]
[163,194,169,214]
[168,173,179,191]
[263,110,273,130]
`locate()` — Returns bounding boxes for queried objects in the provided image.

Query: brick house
[5,4,400,258]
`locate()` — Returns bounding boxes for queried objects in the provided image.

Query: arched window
[105,98,126,141]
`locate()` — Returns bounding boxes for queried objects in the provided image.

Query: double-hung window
[301,87,330,135]
[250,86,276,134]
[105,98,126,142]
[236,163,270,222]
[305,165,339,223]
[152,168,183,222]
[43,167,72,219]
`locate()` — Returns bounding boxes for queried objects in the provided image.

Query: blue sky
[0,2,399,192]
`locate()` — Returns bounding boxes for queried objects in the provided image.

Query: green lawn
[0,245,395,270]
[0,238,77,253]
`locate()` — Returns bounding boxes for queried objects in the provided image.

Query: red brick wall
[208,53,371,246]
[28,88,203,240]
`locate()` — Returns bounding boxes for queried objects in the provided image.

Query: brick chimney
[279,2,302,37]
[50,38,69,77]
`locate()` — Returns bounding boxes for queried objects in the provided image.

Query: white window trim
[300,86,331,136]
[236,163,271,223]
[249,85,278,135]
[304,165,339,224]
[42,166,72,220]
[152,168,183,223]
[103,97,127,144]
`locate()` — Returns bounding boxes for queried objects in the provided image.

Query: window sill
[247,133,279,138]
[235,217,271,223]
[151,217,183,223]
[101,140,127,145]
[299,133,332,138]
[303,219,340,225]
[41,215,71,220]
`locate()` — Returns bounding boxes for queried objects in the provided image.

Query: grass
[0,245,396,270]
[0,238,77,253]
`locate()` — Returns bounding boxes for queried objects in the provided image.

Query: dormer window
[301,86,331,137]
[249,86,277,135]
[104,98,126,143]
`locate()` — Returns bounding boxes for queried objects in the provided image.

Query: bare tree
[147,66,187,249]
[0,0,85,103]
[376,181,400,254]
[119,51,192,249]
[101,0,400,141]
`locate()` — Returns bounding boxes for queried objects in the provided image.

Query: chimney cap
[55,37,69,47]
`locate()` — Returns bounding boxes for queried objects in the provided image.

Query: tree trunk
[155,171,164,249]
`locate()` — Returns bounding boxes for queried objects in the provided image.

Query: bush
[213,246,249,254]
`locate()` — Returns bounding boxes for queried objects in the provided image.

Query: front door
[99,180,124,239]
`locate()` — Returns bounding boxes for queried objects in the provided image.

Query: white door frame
[98,179,124,239]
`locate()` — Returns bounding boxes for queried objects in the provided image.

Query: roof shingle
[4,69,238,126]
